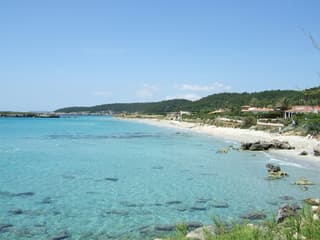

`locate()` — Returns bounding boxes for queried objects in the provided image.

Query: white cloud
[90,91,112,97]
[165,93,201,101]
[177,82,231,92]
[136,84,158,98]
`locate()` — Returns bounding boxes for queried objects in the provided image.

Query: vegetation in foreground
[165,207,320,240]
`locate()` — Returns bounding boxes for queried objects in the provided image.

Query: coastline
[121,117,320,168]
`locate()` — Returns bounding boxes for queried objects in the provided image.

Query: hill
[55,87,320,114]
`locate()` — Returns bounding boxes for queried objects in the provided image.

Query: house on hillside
[166,111,191,121]
[284,106,320,118]
[241,106,274,113]
[208,108,227,114]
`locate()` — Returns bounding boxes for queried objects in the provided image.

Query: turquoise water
[0,116,320,239]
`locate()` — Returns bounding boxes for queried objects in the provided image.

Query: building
[284,106,320,118]
[241,106,274,113]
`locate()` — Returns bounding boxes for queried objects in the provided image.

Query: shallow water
[0,116,319,239]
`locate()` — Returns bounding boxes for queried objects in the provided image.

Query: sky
[0,0,319,111]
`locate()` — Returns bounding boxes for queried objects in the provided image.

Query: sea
[0,116,319,240]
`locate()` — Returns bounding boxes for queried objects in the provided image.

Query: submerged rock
[166,201,182,205]
[9,208,23,215]
[0,224,13,233]
[293,177,315,185]
[216,147,229,154]
[210,202,229,208]
[50,231,71,240]
[279,196,295,201]
[240,212,267,220]
[13,192,35,197]
[190,206,207,211]
[154,225,175,232]
[104,177,119,182]
[40,197,53,204]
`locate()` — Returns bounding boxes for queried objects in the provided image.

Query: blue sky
[0,0,319,111]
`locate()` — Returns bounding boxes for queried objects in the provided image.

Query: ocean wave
[267,157,304,169]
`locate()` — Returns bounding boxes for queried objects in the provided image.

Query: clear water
[0,116,319,240]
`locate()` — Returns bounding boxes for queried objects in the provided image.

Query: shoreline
[121,117,320,168]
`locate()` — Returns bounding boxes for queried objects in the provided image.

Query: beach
[124,118,320,167]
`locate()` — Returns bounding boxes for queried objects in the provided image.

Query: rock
[50,231,71,240]
[40,197,53,204]
[0,224,13,233]
[154,225,175,231]
[104,177,119,182]
[277,204,299,223]
[279,196,295,201]
[190,206,207,211]
[293,177,315,185]
[9,208,23,215]
[196,198,211,203]
[241,140,294,151]
[304,198,320,206]
[166,201,182,205]
[186,222,203,229]
[216,147,229,154]
[314,144,320,156]
[13,192,35,197]
[311,206,319,213]
[210,202,229,208]
[240,212,267,220]
[103,210,129,216]
[177,208,187,212]
[152,166,164,170]
[300,151,308,156]
[266,163,281,172]
[186,225,216,240]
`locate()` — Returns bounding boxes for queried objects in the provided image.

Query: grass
[163,206,320,240]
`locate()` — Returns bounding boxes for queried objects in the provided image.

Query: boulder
[293,177,315,185]
[276,204,299,223]
[186,225,216,240]
[266,163,281,172]
[216,147,229,154]
[304,198,320,206]
[314,144,320,156]
[241,140,294,151]
[300,151,308,156]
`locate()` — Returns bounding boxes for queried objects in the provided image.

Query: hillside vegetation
[55,87,319,114]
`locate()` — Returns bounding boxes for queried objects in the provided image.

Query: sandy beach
[124,118,320,168]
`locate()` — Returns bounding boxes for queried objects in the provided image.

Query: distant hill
[55,99,191,114]
[55,87,320,114]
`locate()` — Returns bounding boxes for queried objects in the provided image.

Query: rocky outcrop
[293,177,315,185]
[276,204,300,223]
[314,144,320,156]
[265,164,288,180]
[304,198,320,206]
[241,140,295,151]
[186,225,216,240]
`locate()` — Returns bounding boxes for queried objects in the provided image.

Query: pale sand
[123,118,320,167]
